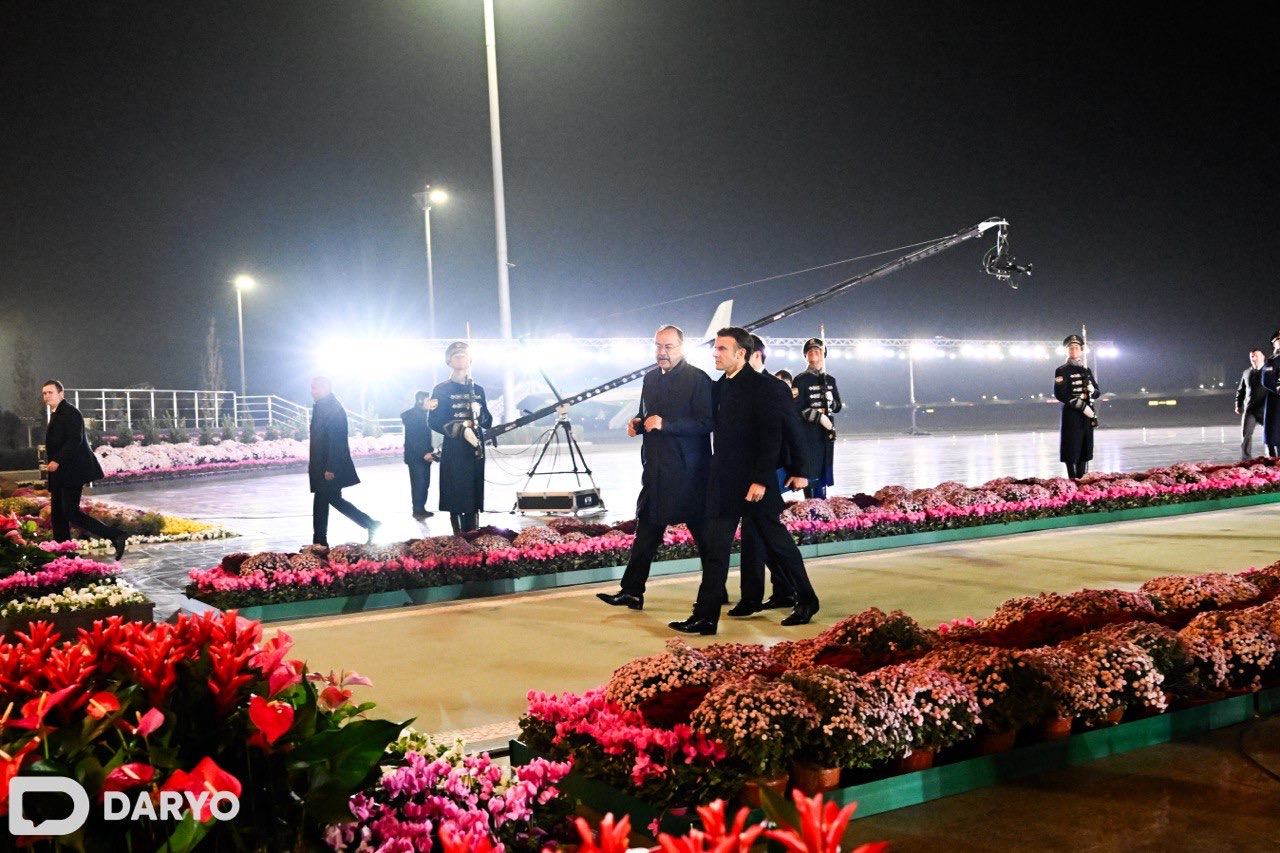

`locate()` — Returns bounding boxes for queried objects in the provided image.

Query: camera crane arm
[486,217,1026,443]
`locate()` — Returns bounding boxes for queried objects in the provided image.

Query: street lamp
[233,274,255,398]
[483,0,517,420]
[413,185,449,348]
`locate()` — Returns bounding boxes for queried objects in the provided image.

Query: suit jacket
[309,393,359,492]
[761,370,807,477]
[401,406,435,464]
[634,358,713,525]
[706,366,784,519]
[1237,367,1265,416]
[45,400,105,488]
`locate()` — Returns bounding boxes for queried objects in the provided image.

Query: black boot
[450,514,463,534]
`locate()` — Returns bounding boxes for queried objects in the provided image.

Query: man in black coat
[792,337,842,498]
[401,390,438,519]
[1261,332,1280,457]
[1053,334,1100,478]
[669,328,820,636]
[598,324,713,611]
[728,335,811,616]
[1236,349,1267,459]
[309,376,379,546]
[41,380,128,559]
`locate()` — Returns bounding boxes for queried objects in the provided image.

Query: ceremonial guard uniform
[1260,331,1280,456]
[429,342,494,532]
[792,337,842,498]
[1053,334,1099,479]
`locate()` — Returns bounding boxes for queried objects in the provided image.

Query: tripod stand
[514,407,605,515]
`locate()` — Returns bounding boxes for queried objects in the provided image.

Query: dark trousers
[407,459,432,513]
[50,485,122,543]
[1242,411,1263,459]
[738,516,795,605]
[313,488,375,545]
[620,519,708,597]
[1065,461,1089,479]
[696,513,817,622]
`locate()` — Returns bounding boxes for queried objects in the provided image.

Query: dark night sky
[2,1,1274,409]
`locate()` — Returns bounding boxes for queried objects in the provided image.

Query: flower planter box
[510,691,1261,829]
[0,601,155,639]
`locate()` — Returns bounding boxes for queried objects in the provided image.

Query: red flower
[6,684,79,730]
[86,691,121,719]
[160,757,242,822]
[102,763,155,794]
[763,791,887,853]
[0,737,42,816]
[248,694,294,746]
[574,812,634,853]
[119,707,165,738]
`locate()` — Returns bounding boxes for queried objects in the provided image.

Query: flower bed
[189,458,1280,611]
[93,435,402,482]
[1,486,235,550]
[518,560,1280,806]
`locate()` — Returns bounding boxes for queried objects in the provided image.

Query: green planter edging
[221,490,1280,623]
[511,691,1266,830]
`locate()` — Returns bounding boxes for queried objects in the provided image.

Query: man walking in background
[1236,349,1267,459]
[309,376,379,546]
[598,324,713,611]
[41,380,129,559]
[401,389,438,519]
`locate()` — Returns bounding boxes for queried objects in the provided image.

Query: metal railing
[61,389,403,437]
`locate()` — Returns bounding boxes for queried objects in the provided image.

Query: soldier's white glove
[825,391,834,404]
[470,401,482,418]
[463,426,480,448]
[1082,405,1096,419]
[819,414,833,431]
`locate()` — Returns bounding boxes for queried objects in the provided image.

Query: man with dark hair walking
[309,376,379,546]
[1236,349,1267,459]
[598,324,713,611]
[669,328,819,636]
[41,380,128,559]
[401,390,438,519]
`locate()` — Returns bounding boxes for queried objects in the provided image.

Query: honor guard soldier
[792,337,843,498]
[1054,334,1099,478]
[1259,331,1280,456]
[429,341,494,533]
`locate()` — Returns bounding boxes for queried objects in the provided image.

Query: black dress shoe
[780,604,818,626]
[112,533,128,561]
[761,594,796,610]
[668,616,717,635]
[597,591,644,611]
[727,601,763,617]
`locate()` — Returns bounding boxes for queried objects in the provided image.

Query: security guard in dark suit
[1053,334,1099,479]
[41,380,129,558]
[1236,349,1267,459]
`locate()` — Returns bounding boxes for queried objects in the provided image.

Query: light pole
[233,274,255,399]
[413,185,449,350]
[483,0,517,420]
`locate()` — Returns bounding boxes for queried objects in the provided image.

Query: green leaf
[156,811,214,853]
[758,781,798,827]
[288,718,406,790]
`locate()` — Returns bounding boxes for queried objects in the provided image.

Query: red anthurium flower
[160,757,242,822]
[574,813,633,853]
[7,684,79,730]
[102,763,155,795]
[440,822,500,853]
[307,669,373,712]
[119,707,165,738]
[86,691,121,719]
[1,737,42,815]
[248,694,294,745]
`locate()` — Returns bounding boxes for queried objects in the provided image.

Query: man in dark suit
[309,376,379,546]
[401,390,438,519]
[41,380,128,559]
[1236,349,1267,459]
[669,328,820,636]
[598,324,713,611]
[728,335,810,616]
